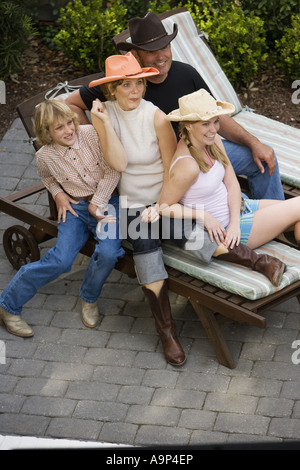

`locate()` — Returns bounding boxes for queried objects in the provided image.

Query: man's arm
[65,90,90,124]
[218,114,276,175]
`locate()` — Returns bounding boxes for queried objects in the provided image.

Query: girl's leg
[247,197,300,249]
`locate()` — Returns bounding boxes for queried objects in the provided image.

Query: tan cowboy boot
[216,244,286,286]
[0,306,34,337]
[142,281,186,366]
[81,300,99,328]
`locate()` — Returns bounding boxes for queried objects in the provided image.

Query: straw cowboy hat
[116,11,178,52]
[166,89,235,122]
[89,52,159,87]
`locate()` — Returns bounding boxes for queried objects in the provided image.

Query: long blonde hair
[179,121,229,173]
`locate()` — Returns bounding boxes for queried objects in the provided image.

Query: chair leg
[190,300,235,369]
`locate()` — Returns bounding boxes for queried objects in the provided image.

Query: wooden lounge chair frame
[1,16,300,369]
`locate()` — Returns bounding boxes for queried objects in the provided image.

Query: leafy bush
[0,1,35,79]
[240,0,300,48]
[185,1,268,87]
[54,0,128,73]
[276,15,300,82]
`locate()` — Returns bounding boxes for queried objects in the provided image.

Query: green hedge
[0,1,35,80]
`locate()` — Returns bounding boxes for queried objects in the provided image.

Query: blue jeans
[223,140,284,200]
[0,195,124,316]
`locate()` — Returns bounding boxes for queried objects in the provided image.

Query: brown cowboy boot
[216,244,286,286]
[142,281,186,366]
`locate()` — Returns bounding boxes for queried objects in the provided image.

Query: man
[65,11,284,201]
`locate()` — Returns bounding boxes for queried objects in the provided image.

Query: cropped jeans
[121,208,217,286]
[223,140,284,200]
[0,195,124,316]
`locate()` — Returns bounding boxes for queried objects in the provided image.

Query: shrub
[186,2,268,87]
[0,1,35,79]
[240,0,300,49]
[276,15,300,82]
[54,0,128,73]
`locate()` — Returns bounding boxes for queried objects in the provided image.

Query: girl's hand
[223,222,241,249]
[203,211,226,245]
[141,206,160,223]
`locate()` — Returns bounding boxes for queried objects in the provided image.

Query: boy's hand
[55,192,79,223]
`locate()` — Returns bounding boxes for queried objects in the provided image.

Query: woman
[155,89,299,279]
[89,52,186,366]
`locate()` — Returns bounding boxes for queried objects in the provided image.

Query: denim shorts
[239,197,259,244]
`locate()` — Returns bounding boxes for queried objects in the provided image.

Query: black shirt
[80,61,212,139]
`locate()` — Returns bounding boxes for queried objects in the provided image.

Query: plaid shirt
[36,125,120,207]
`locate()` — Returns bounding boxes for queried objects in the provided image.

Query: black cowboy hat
[116,12,178,52]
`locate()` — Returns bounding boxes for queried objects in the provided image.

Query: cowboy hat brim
[89,67,159,87]
[116,23,178,52]
[166,102,235,121]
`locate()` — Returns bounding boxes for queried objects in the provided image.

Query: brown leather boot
[216,244,286,286]
[142,281,186,366]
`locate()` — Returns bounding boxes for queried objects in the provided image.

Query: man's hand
[249,140,276,176]
[55,192,79,223]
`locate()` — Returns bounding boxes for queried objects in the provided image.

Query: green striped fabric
[162,240,300,300]
[233,111,300,188]
[161,10,300,188]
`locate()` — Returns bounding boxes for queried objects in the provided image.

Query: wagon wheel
[3,225,40,270]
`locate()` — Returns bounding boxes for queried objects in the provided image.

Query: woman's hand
[203,211,226,245]
[91,99,109,123]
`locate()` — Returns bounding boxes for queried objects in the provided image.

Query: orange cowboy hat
[89,52,159,87]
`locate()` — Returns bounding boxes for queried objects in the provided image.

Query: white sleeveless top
[105,99,162,208]
[170,155,230,227]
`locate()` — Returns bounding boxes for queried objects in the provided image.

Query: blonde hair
[34,99,79,146]
[178,121,229,173]
[100,78,147,101]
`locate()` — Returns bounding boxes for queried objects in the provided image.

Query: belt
[72,194,93,202]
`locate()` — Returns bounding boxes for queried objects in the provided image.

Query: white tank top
[106,99,162,208]
[170,155,230,227]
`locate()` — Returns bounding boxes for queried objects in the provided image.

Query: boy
[0,100,125,337]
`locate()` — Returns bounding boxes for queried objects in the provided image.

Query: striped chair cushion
[162,240,300,300]
[161,10,300,188]
[233,110,300,188]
